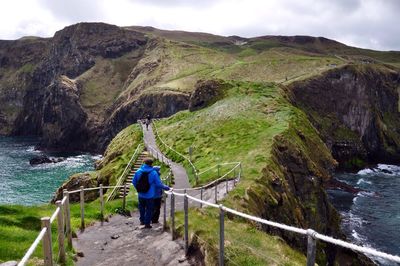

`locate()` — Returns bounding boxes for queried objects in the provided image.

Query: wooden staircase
[118,151,149,198]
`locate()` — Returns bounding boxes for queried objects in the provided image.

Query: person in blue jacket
[132,158,170,228]
[152,166,166,223]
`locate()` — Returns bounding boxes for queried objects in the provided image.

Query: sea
[0,136,100,205]
[328,164,400,265]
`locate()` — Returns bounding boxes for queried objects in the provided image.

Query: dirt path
[142,123,191,190]
[74,212,191,266]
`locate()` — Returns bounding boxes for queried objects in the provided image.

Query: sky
[0,0,399,51]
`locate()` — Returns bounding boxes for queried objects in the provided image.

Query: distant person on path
[152,166,168,224]
[132,158,169,229]
[145,114,151,130]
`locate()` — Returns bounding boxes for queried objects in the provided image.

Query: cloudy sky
[1,0,399,51]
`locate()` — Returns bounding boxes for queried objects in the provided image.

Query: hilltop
[1,22,399,153]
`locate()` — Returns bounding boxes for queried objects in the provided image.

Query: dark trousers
[138,197,154,225]
[152,197,162,223]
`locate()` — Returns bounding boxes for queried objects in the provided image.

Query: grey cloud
[127,0,217,8]
[38,0,106,23]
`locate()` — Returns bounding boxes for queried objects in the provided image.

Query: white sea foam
[357,168,374,175]
[357,178,372,185]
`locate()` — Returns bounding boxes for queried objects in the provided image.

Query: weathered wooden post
[219,205,225,266]
[184,189,189,256]
[63,189,72,248]
[217,164,221,177]
[99,184,104,222]
[80,186,85,231]
[170,190,175,240]
[200,188,204,208]
[41,217,53,266]
[306,229,317,266]
[56,201,65,264]
[122,183,127,210]
[226,178,228,193]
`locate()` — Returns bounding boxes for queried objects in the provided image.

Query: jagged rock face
[37,22,147,81]
[39,76,88,151]
[98,91,190,150]
[289,65,400,168]
[52,173,98,203]
[189,80,226,111]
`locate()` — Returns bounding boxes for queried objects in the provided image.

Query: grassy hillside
[155,81,339,264]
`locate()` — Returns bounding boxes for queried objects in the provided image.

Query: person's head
[144,158,153,166]
[153,166,161,173]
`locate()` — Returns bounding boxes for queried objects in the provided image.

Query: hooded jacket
[132,164,169,199]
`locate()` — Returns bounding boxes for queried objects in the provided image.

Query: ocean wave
[376,164,400,175]
[356,178,372,185]
[26,146,41,153]
[357,168,375,175]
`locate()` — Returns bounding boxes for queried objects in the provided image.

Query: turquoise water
[0,136,99,205]
[328,164,400,265]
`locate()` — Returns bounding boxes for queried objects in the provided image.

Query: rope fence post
[170,190,175,240]
[307,229,317,266]
[184,189,189,256]
[100,184,104,222]
[200,188,203,208]
[41,217,53,266]
[80,186,85,231]
[122,183,127,210]
[56,201,65,264]
[217,164,220,178]
[63,189,72,248]
[163,192,167,231]
[219,205,225,266]
[225,179,228,193]
[215,184,218,203]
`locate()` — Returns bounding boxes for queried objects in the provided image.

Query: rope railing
[164,190,400,265]
[106,143,143,202]
[18,184,131,266]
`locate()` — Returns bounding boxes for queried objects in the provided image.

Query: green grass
[154,80,337,264]
[174,208,306,265]
[0,190,138,264]
[155,81,291,185]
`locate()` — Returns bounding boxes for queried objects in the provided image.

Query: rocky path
[142,123,191,190]
[74,212,191,266]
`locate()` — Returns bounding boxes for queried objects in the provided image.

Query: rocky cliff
[288,64,400,169]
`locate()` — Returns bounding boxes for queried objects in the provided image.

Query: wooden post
[307,229,317,266]
[63,189,72,248]
[214,184,218,203]
[56,201,65,264]
[217,164,220,177]
[99,184,104,222]
[163,192,167,231]
[41,217,53,266]
[184,190,189,256]
[80,186,85,231]
[226,178,228,193]
[170,190,175,240]
[122,183,127,210]
[219,205,225,266]
[200,188,203,208]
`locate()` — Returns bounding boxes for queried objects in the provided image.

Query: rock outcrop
[53,173,99,203]
[288,64,400,169]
